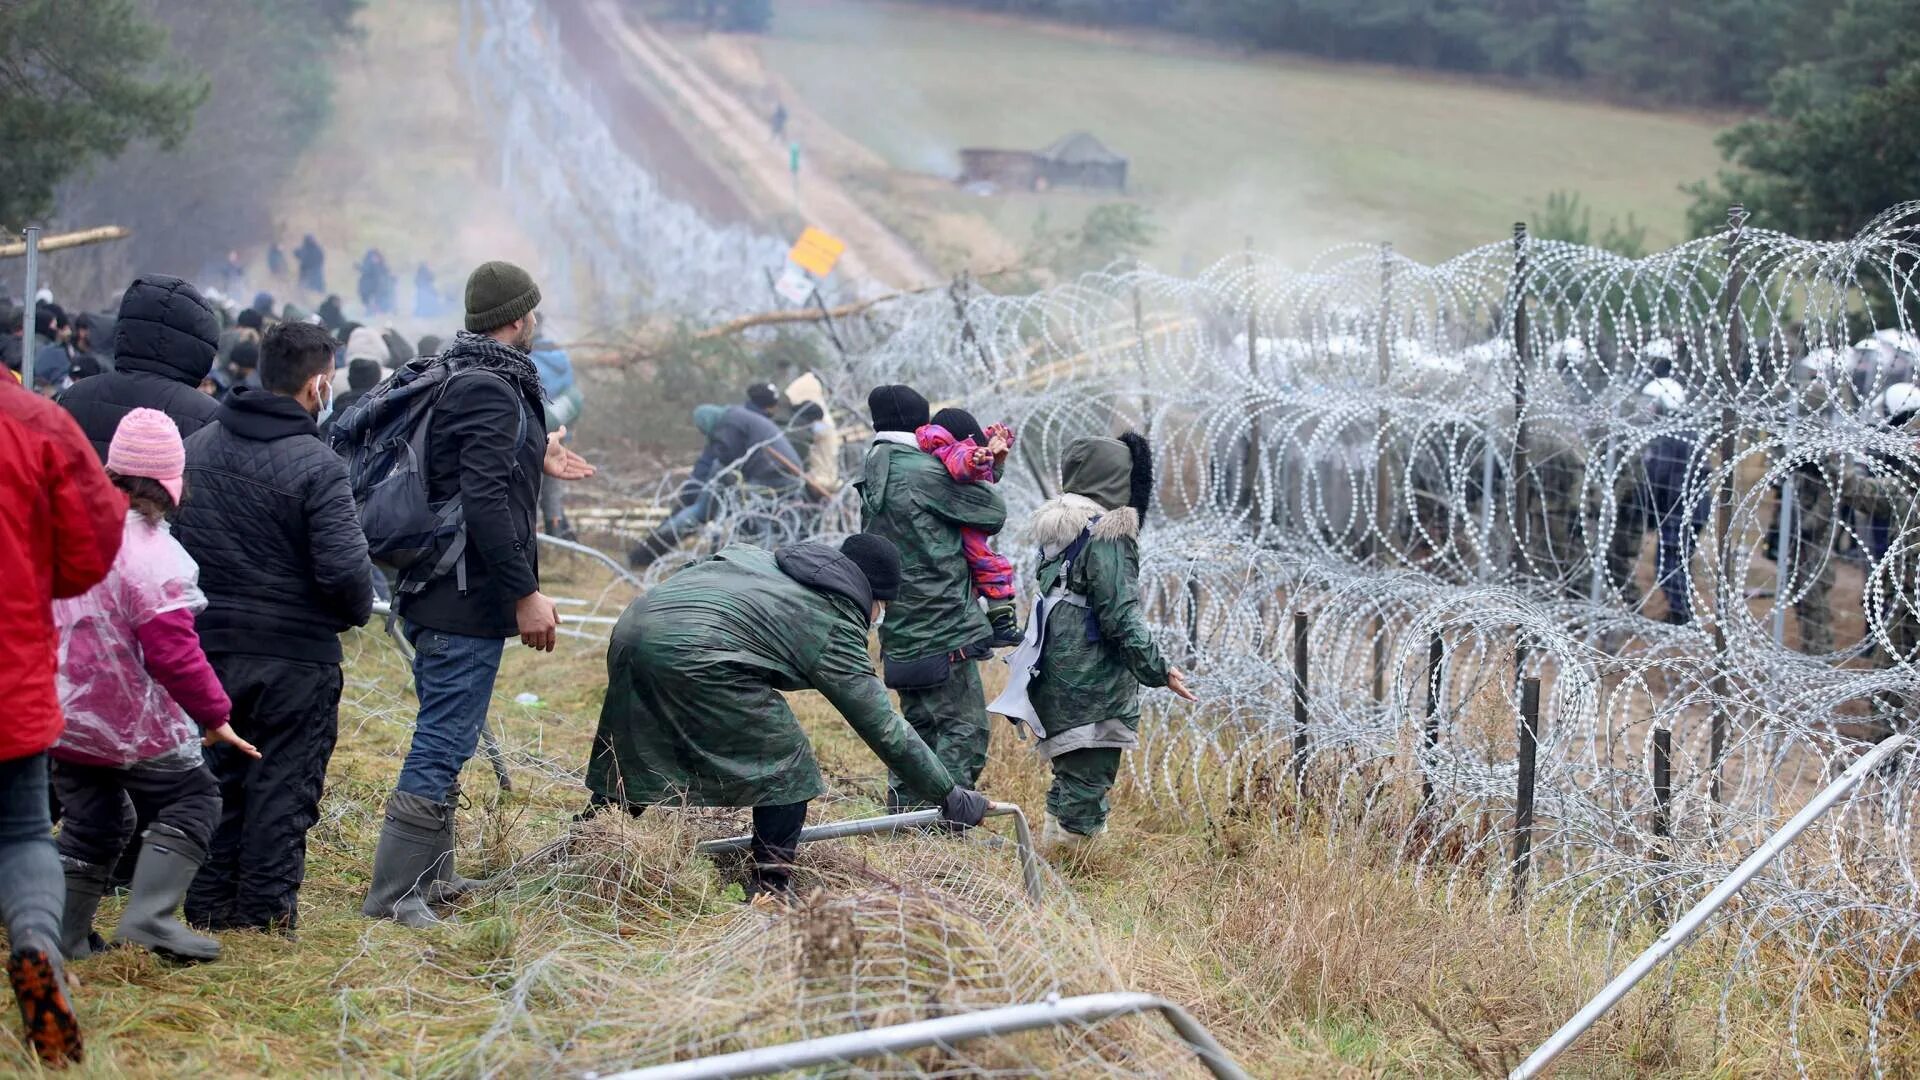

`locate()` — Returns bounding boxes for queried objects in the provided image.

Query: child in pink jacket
[52,409,258,963]
[916,407,1022,647]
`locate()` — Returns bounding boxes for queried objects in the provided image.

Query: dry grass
[0,549,1896,1076]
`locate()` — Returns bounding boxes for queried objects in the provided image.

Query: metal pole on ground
[1512,734,1913,1079]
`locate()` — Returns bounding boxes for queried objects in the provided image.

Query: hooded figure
[857,384,1007,809]
[59,276,222,461]
[997,433,1188,848]
[584,537,989,896]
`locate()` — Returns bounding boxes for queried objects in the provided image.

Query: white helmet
[1548,337,1588,365]
[1881,382,1920,419]
[1799,347,1848,376]
[1642,337,1675,362]
[1640,377,1687,412]
[1873,329,1920,357]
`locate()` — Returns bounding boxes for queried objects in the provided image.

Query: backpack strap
[398,366,533,595]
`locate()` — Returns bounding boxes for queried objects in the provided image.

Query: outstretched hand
[205,722,262,759]
[545,428,596,480]
[1165,667,1198,703]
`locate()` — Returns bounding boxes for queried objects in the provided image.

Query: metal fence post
[1509,223,1532,585]
[1292,611,1309,790]
[1651,727,1672,854]
[1512,676,1540,911]
[20,226,40,394]
[1422,632,1444,805]
[1709,204,1749,806]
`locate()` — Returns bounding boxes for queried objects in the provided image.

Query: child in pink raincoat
[52,409,258,963]
[916,407,1021,647]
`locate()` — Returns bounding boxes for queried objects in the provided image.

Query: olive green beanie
[464,260,541,333]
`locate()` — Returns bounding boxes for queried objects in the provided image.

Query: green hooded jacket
[857,438,1007,662]
[1027,437,1170,755]
[585,543,955,808]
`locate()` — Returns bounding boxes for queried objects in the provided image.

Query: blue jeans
[397,623,506,802]
[0,753,63,949]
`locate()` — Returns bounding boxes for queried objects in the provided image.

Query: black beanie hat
[931,407,985,445]
[747,382,779,411]
[464,260,541,333]
[840,533,902,602]
[868,384,929,433]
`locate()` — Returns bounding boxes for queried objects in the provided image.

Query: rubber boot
[362,791,445,928]
[425,784,489,905]
[1039,813,1098,858]
[8,934,82,1067]
[57,858,111,960]
[113,823,221,962]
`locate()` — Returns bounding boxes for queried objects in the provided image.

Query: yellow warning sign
[788,226,846,278]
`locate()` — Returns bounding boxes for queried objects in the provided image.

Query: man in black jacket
[175,321,375,933]
[363,260,591,927]
[59,275,221,460]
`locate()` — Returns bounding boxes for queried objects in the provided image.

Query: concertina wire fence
[448,0,1920,1066]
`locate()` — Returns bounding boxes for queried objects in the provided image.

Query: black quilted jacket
[59,275,220,461]
[175,387,375,663]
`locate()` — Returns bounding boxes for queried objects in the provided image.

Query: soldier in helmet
[1847,382,1920,730]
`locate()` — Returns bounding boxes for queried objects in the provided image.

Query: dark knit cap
[868,384,929,433]
[417,334,443,359]
[347,357,382,391]
[236,307,264,331]
[931,407,985,444]
[840,533,902,602]
[747,382,779,411]
[230,340,260,372]
[464,260,542,333]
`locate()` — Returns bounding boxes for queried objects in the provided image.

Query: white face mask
[312,374,335,426]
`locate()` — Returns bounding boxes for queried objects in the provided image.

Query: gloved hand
[939,787,990,829]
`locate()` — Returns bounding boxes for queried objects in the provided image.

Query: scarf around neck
[439,330,547,405]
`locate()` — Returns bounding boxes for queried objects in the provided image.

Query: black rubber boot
[57,858,111,960]
[362,791,444,928]
[113,824,221,962]
[425,785,489,905]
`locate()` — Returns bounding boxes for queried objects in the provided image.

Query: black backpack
[329,356,525,592]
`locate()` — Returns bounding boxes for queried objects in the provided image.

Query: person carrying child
[916,407,1022,647]
[52,409,260,964]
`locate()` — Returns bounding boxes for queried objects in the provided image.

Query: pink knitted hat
[106,408,186,504]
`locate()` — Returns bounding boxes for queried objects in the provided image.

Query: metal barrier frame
[1513,733,1914,1078]
[592,991,1250,1080]
[694,802,1044,904]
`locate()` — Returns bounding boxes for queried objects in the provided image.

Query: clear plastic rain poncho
[52,512,207,767]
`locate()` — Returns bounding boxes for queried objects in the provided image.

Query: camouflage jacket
[1026,495,1170,755]
[857,437,1006,662]
[585,543,954,809]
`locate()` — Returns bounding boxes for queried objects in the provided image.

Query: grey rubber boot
[112,824,221,962]
[58,858,111,960]
[425,784,490,905]
[362,791,445,928]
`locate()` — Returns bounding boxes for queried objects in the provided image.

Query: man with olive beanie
[584,534,990,898]
[858,384,1007,810]
[364,260,594,926]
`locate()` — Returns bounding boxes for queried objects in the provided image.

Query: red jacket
[0,379,126,761]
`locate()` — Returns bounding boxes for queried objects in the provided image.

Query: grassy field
[749,0,1730,271]
[10,542,1894,1077]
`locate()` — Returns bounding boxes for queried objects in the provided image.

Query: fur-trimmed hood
[1028,493,1141,556]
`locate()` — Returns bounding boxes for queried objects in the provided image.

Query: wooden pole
[1422,632,1444,805]
[1292,612,1309,789]
[1512,676,1541,911]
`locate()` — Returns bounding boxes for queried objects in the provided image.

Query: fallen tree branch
[0,226,132,259]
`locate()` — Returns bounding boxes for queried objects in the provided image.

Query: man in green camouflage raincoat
[583,535,989,894]
[1004,433,1195,848]
[857,385,1008,809]
[1844,384,1920,732]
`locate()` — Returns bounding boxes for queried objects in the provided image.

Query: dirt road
[579,0,938,292]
